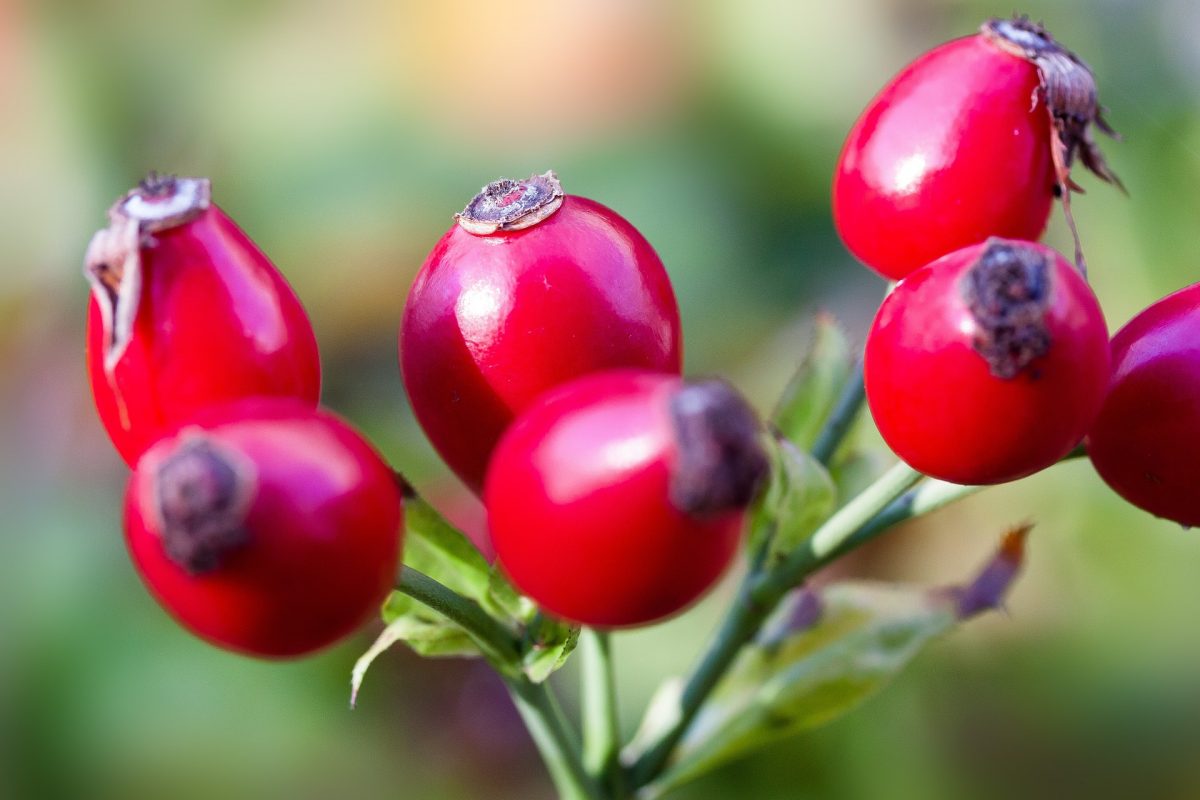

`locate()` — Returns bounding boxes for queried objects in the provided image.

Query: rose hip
[85,174,321,465]
[865,238,1110,484]
[400,172,682,493]
[485,371,766,628]
[1088,283,1200,526]
[124,398,401,658]
[833,17,1119,280]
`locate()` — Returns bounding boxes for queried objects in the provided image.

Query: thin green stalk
[834,479,983,560]
[628,461,922,788]
[394,566,520,665]
[397,564,601,798]
[809,355,866,466]
[752,462,923,603]
[581,629,625,797]
[508,677,607,800]
[826,446,1088,564]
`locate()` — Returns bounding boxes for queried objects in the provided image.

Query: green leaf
[521,615,581,683]
[396,497,580,679]
[484,562,535,621]
[771,314,852,451]
[352,593,483,707]
[748,437,837,564]
[623,678,684,763]
[402,497,493,604]
[649,529,1029,794]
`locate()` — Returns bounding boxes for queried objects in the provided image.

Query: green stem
[627,461,922,788]
[829,446,1087,564]
[581,629,625,797]
[391,487,601,798]
[809,355,866,467]
[834,479,983,560]
[394,566,521,665]
[508,677,607,800]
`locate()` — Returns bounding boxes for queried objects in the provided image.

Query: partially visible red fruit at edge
[865,239,1110,485]
[400,172,681,493]
[1088,284,1200,526]
[85,175,321,465]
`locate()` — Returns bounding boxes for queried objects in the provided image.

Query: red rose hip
[865,238,1110,485]
[485,371,767,628]
[400,172,682,493]
[86,174,321,465]
[1088,284,1200,526]
[124,398,402,658]
[833,17,1119,280]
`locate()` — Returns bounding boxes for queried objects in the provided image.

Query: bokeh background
[4,0,1200,797]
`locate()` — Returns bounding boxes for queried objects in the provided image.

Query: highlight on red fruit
[123,398,402,658]
[400,171,682,493]
[485,370,767,628]
[833,17,1120,280]
[864,238,1110,485]
[85,173,321,465]
[1088,283,1200,526]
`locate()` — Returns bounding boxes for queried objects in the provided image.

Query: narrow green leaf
[772,314,852,450]
[650,530,1029,794]
[403,497,492,603]
[484,562,535,621]
[397,498,582,680]
[352,593,483,707]
[623,678,684,764]
[523,620,581,683]
[748,437,837,564]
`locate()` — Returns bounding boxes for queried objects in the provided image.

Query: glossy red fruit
[124,398,402,658]
[865,238,1110,485]
[485,371,767,628]
[400,172,682,493]
[85,174,321,465]
[1088,284,1200,526]
[833,18,1119,280]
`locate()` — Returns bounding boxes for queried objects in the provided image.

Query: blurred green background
[4,0,1200,797]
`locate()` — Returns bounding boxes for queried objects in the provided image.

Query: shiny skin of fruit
[85,175,321,466]
[1088,284,1200,526]
[485,371,766,628]
[865,238,1110,485]
[123,398,401,658]
[401,172,682,493]
[833,32,1055,280]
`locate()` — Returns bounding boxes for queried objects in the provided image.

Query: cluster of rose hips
[85,174,401,657]
[83,15,1199,674]
[84,163,769,657]
[837,17,1200,529]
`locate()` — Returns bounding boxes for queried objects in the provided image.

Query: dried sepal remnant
[152,431,257,574]
[455,170,564,235]
[982,16,1122,270]
[669,379,769,518]
[84,215,142,373]
[982,16,1121,192]
[83,173,213,375]
[962,239,1052,380]
[950,523,1032,619]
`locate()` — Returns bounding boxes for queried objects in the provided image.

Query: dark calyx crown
[669,379,769,518]
[962,239,1052,380]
